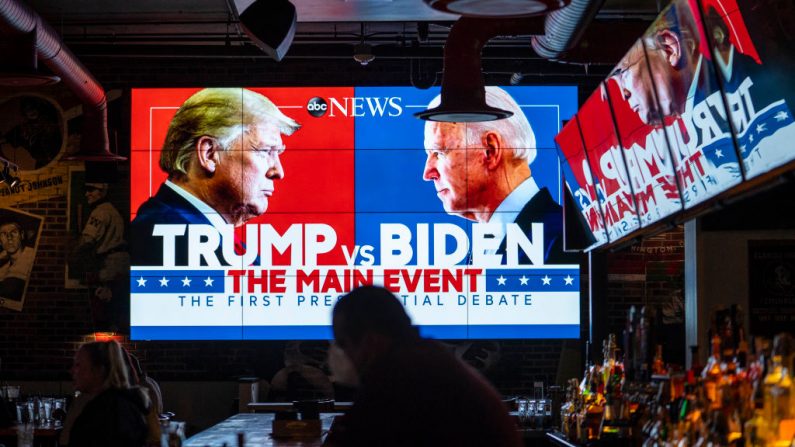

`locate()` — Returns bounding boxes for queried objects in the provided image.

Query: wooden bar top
[546,430,583,447]
[247,401,353,413]
[184,413,338,447]
[0,424,61,437]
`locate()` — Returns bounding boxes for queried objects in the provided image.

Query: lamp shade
[424,0,569,17]
[414,16,544,122]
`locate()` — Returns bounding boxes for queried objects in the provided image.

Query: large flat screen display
[555,116,609,249]
[697,0,795,179]
[577,87,641,241]
[634,0,743,208]
[129,86,581,340]
[604,51,684,226]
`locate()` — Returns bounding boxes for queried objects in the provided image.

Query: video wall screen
[604,52,683,226]
[557,0,795,248]
[577,88,641,241]
[130,86,581,340]
[555,116,608,249]
[642,0,743,208]
[697,0,795,179]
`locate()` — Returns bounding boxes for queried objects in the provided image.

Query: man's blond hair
[160,88,300,179]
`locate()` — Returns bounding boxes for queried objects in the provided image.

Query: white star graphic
[740,145,746,153]
[774,111,789,121]
[541,275,552,285]
[136,277,147,287]
[181,276,192,287]
[749,134,754,143]
[159,277,169,287]
[497,275,507,286]
[204,276,215,287]
[756,123,767,134]
[519,276,529,285]
[715,149,723,158]
[564,275,574,285]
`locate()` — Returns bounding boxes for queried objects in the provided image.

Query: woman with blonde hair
[65,340,150,447]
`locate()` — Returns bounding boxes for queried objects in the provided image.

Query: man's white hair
[426,86,537,164]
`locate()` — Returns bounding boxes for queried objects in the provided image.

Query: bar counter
[184,413,337,447]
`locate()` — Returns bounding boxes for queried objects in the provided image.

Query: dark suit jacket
[130,183,214,266]
[496,187,580,265]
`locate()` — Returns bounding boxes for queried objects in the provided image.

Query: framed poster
[748,240,795,337]
[0,207,44,311]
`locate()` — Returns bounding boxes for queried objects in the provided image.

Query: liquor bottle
[560,378,579,440]
[688,345,701,385]
[602,334,618,392]
[652,345,665,376]
[737,328,749,370]
[764,355,785,424]
[639,307,650,382]
[625,306,636,381]
[773,368,794,444]
[744,408,768,447]
[702,332,722,409]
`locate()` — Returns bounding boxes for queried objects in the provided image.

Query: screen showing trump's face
[210,121,286,224]
[423,122,487,220]
[613,14,698,127]
[613,42,660,125]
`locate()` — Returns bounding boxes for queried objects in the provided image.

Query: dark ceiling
[25,0,659,65]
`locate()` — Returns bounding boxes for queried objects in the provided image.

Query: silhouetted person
[64,341,149,447]
[325,286,521,447]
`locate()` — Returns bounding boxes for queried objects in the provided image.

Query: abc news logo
[306,97,328,117]
[306,96,404,118]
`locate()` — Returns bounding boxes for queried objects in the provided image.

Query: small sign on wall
[748,240,795,337]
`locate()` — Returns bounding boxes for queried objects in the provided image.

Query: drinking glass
[17,422,35,447]
[53,398,67,426]
[15,402,32,424]
[25,400,36,424]
[534,399,546,428]
[31,397,45,426]
[516,397,529,427]
[41,397,54,426]
[162,420,186,447]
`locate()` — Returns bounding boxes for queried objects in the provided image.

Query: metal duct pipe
[0,0,124,161]
[415,16,544,122]
[531,0,606,60]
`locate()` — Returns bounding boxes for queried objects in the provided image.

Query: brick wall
[1,55,642,397]
[604,227,686,365]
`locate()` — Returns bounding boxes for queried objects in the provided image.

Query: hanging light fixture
[414,16,544,122]
[424,0,568,17]
[353,24,375,66]
[416,0,571,122]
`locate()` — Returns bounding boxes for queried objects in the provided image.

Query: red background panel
[130,87,355,217]
[578,88,626,198]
